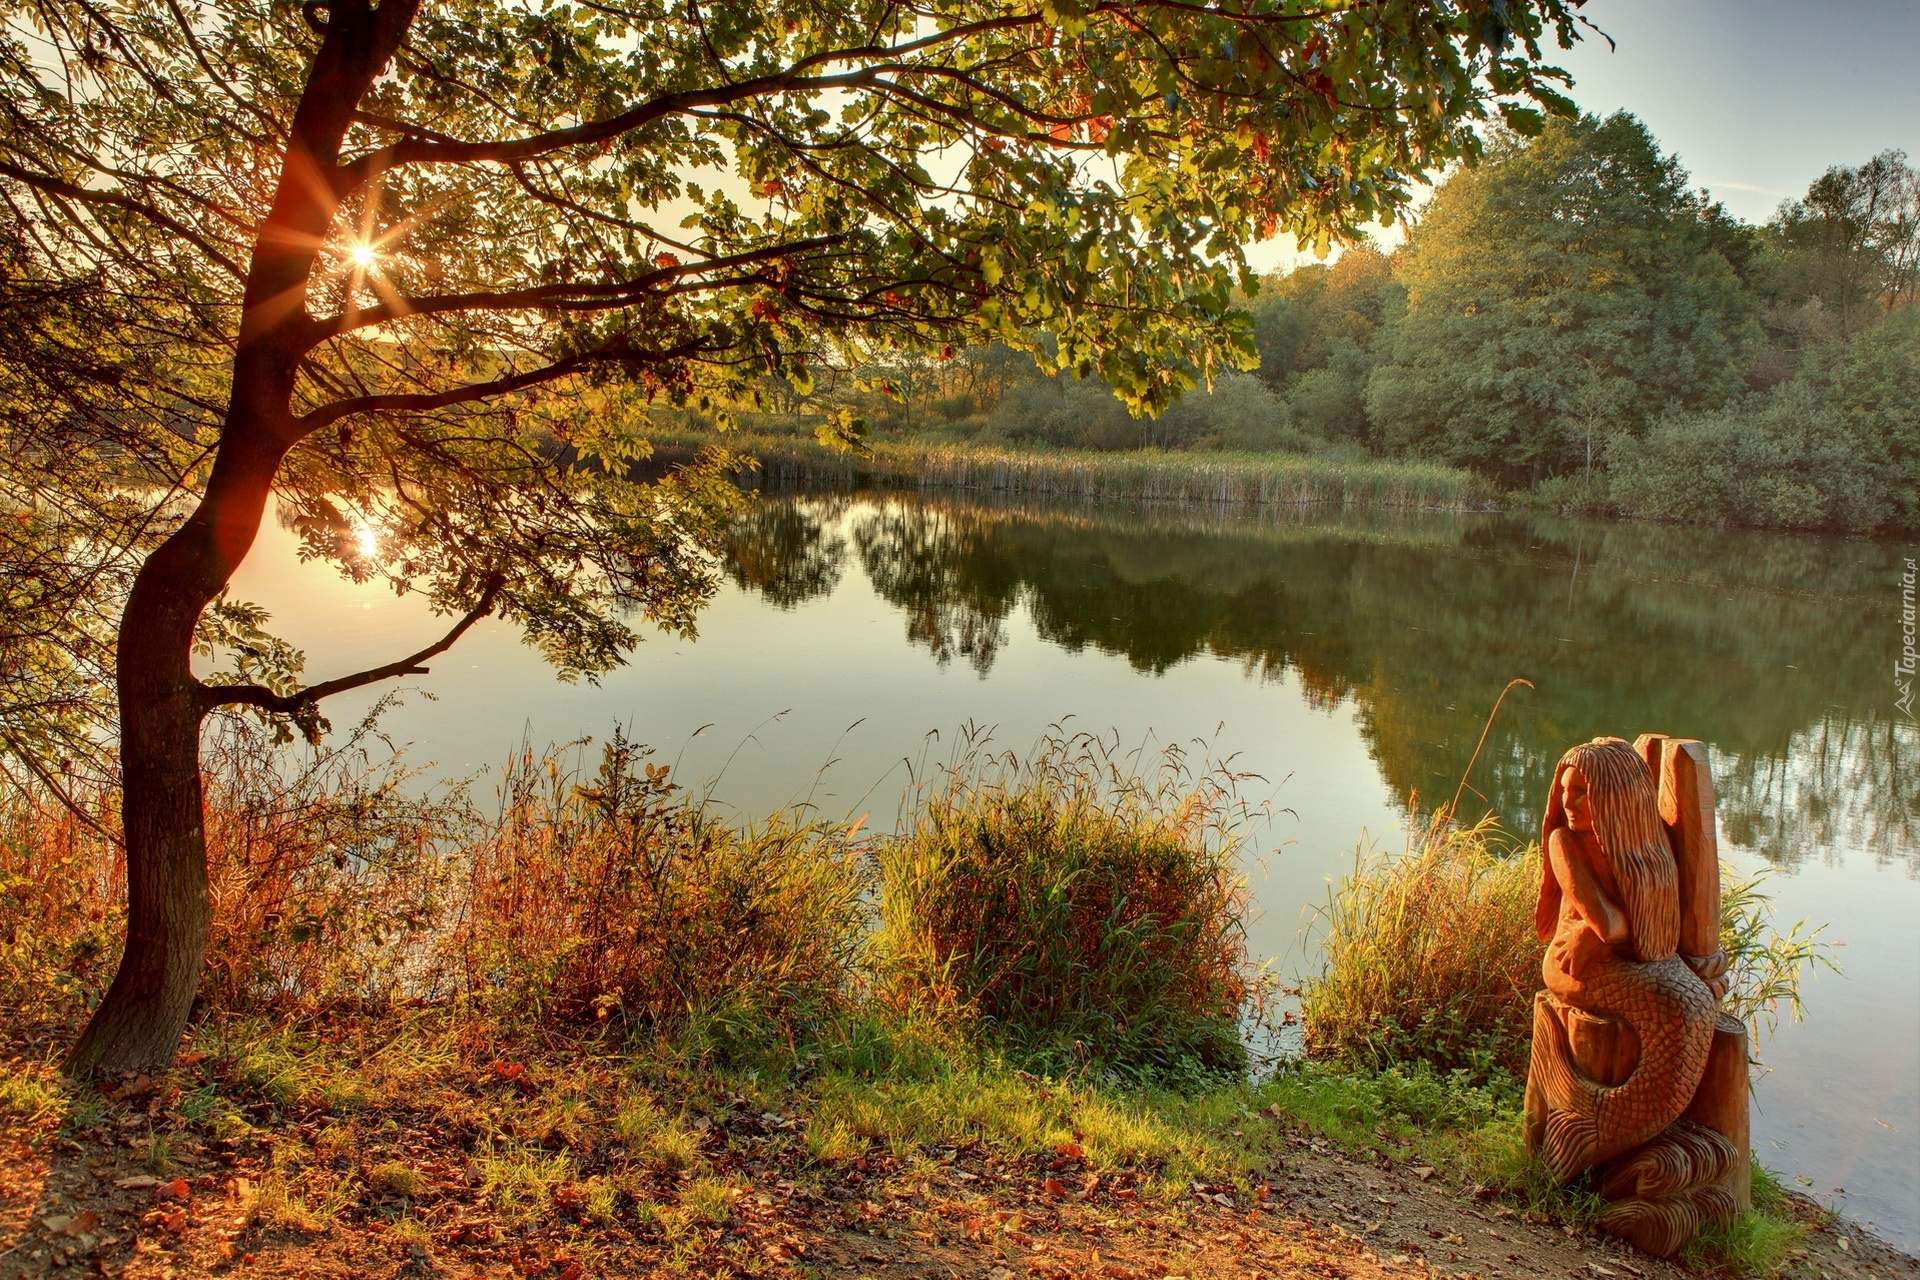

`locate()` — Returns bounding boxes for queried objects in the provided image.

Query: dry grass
[651,431,1494,512]
[872,727,1262,1084]
[1299,812,1543,1078]
[452,731,868,1059]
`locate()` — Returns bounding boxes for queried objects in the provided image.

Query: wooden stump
[1682,1014,1753,1213]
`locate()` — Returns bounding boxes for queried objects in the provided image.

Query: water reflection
[726,495,1919,872]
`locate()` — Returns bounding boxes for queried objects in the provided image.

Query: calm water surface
[220,493,1920,1247]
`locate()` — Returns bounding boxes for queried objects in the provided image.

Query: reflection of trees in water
[852,504,1015,676]
[731,494,1915,872]
[1717,714,1920,873]
[722,497,850,610]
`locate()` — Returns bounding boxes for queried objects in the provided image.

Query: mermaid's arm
[1548,828,1630,945]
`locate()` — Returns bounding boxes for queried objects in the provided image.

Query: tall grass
[0,709,461,1020]
[1300,813,1542,1078]
[0,720,866,1066]
[1299,809,1837,1078]
[652,433,1493,513]
[872,728,1261,1084]
[453,731,867,1060]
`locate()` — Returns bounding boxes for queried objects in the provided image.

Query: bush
[454,732,868,1061]
[1527,470,1614,517]
[0,709,461,1018]
[1609,382,1895,532]
[1300,814,1542,1078]
[986,376,1139,450]
[872,729,1258,1084]
[1158,372,1313,452]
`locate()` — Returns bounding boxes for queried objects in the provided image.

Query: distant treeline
[714,114,1919,535]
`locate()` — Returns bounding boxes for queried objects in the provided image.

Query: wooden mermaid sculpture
[1524,736,1748,1257]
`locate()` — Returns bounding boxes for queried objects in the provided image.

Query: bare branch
[198,574,504,714]
[0,159,248,280]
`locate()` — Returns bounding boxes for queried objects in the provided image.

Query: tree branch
[0,159,248,280]
[290,335,704,432]
[307,236,843,342]
[334,12,1058,181]
[198,573,504,715]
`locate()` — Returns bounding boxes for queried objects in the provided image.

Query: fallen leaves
[40,1209,100,1236]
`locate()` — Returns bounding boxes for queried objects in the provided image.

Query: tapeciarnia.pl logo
[1899,557,1917,721]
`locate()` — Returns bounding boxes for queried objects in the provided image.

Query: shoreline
[647,435,1499,515]
[644,435,1916,540]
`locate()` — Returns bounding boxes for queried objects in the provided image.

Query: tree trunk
[59,0,421,1074]
[61,684,209,1072]
[63,437,282,1073]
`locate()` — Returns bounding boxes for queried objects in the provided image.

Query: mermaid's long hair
[1536,737,1679,962]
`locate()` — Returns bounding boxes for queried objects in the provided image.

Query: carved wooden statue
[1524,735,1751,1257]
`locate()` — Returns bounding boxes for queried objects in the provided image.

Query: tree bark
[63,0,420,1073]
[63,434,287,1073]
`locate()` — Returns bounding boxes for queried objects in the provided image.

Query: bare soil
[3,1077,1910,1280]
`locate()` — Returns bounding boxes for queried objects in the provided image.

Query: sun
[353,521,379,559]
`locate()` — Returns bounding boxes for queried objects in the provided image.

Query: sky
[1245,0,1920,274]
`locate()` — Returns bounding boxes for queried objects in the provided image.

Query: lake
[218,490,1920,1248]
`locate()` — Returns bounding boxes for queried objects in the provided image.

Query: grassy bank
[650,432,1496,513]
[0,730,1852,1278]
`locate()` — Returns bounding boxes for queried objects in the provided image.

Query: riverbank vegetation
[667,115,1918,534]
[2,726,1841,1276]
[657,433,1495,512]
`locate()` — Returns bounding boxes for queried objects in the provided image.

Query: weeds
[454,730,868,1060]
[366,1159,426,1198]
[652,432,1494,513]
[1300,812,1541,1077]
[1720,867,1840,1042]
[1301,809,1835,1078]
[874,726,1260,1084]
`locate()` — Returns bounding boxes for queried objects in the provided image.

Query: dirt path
[4,1105,1911,1280]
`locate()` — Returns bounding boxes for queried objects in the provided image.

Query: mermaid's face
[1560,765,1594,833]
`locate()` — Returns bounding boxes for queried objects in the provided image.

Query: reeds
[1299,812,1543,1078]
[652,433,1493,513]
[872,728,1260,1083]
[1299,809,1836,1079]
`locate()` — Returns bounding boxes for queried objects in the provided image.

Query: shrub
[1158,372,1314,452]
[1527,470,1614,517]
[1609,382,1895,532]
[196,712,465,1009]
[871,729,1258,1083]
[1301,810,1837,1078]
[0,708,461,1018]
[453,731,867,1061]
[1300,813,1542,1078]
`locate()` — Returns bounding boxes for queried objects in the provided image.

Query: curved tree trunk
[63,444,282,1073]
[59,0,423,1074]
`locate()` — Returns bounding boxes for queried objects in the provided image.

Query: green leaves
[1365,113,1757,483]
[1,0,1592,738]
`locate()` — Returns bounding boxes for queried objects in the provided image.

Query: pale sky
[1558,0,1920,223]
[1245,0,1920,273]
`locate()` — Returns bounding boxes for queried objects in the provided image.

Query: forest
[779,114,1920,534]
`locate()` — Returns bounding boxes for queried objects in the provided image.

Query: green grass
[1300,813,1542,1078]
